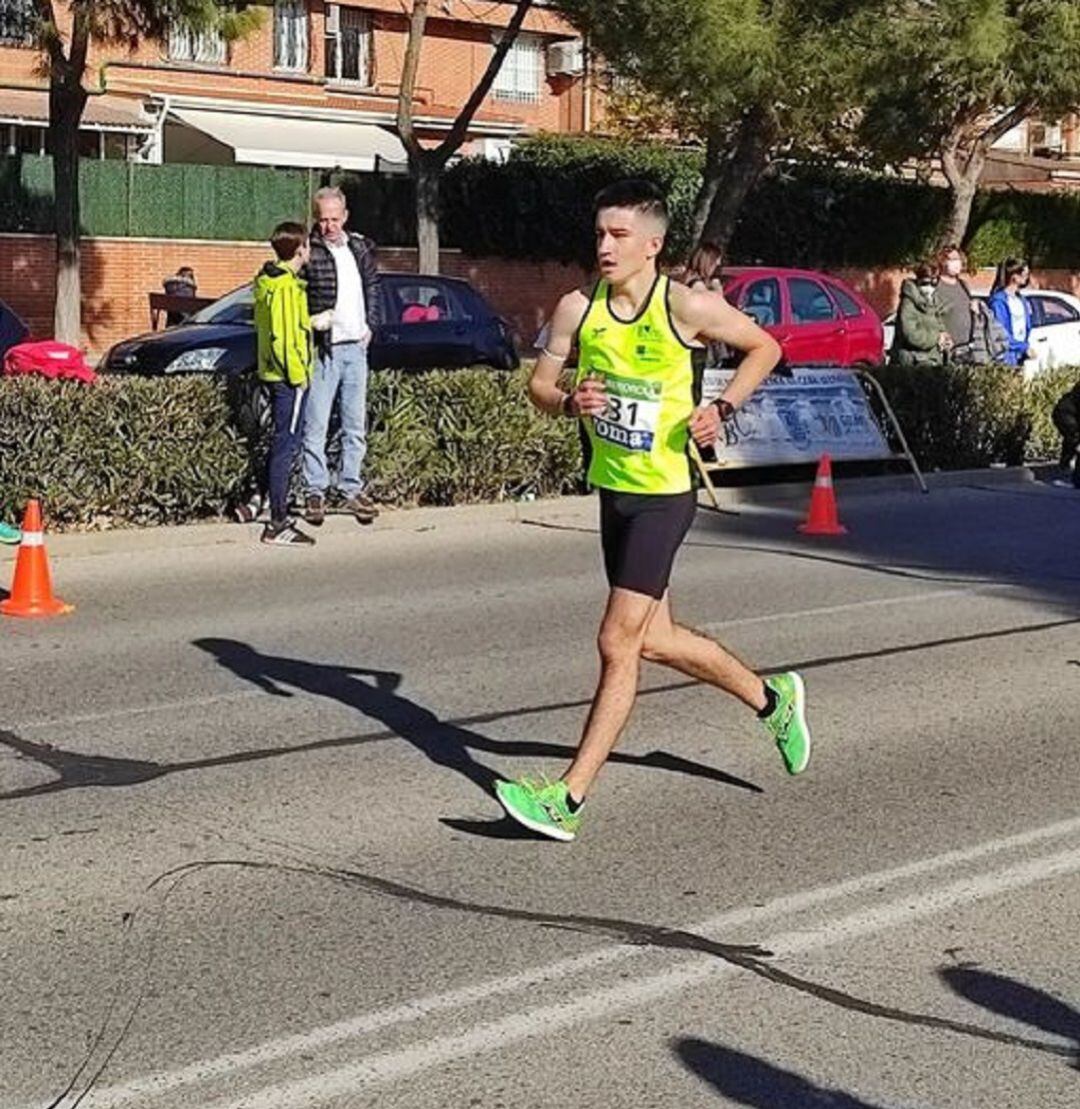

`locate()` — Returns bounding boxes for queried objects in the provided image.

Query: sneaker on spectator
[342,492,379,523]
[0,521,21,545]
[305,493,326,526]
[261,520,315,546]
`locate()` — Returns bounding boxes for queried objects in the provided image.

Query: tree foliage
[854,0,1080,243]
[553,0,868,253]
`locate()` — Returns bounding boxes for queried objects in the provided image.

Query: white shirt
[327,237,367,344]
[1005,291,1026,341]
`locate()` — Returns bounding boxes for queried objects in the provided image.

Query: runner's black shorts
[599,488,697,599]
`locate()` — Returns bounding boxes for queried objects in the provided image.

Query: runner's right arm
[528,290,606,418]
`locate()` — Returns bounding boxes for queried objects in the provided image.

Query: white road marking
[197,842,1080,1109]
[65,812,1080,1109]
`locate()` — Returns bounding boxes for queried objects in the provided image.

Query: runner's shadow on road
[940,966,1080,1070]
[0,638,761,815]
[673,1037,900,1107]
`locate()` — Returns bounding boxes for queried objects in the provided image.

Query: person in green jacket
[890,261,954,367]
[253,222,321,546]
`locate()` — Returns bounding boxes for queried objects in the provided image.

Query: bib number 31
[593,372,662,452]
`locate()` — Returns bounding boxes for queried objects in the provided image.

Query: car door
[371,277,472,370]
[1026,293,1080,370]
[781,276,849,366]
[825,280,882,364]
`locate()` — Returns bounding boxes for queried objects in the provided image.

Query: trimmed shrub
[870,363,1078,470]
[2,365,1074,531]
[0,369,583,529]
[0,376,248,528]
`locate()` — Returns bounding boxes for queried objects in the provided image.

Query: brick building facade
[1,0,602,166]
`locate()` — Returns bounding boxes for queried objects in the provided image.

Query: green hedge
[871,364,1080,470]
[0,369,583,529]
[441,136,1080,269]
[0,155,311,239]
[0,376,249,527]
[1,365,1075,530]
[10,136,1080,267]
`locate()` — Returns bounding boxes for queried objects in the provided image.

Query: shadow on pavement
[940,966,1080,1070]
[0,640,762,805]
[673,1037,900,1107]
[688,483,1080,608]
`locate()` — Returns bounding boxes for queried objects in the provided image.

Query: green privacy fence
[0,155,312,240]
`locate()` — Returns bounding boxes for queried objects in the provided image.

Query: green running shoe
[495,776,582,842]
[763,671,811,775]
[0,521,21,545]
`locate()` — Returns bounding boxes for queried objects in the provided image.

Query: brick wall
[5,232,1077,360]
[0,233,588,358]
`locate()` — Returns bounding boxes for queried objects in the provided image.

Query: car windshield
[191,285,254,325]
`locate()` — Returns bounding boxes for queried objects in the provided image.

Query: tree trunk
[414,154,442,274]
[699,103,778,255]
[51,75,87,345]
[689,122,727,252]
[940,141,986,248]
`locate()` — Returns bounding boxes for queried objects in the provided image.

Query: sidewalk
[0,464,1042,564]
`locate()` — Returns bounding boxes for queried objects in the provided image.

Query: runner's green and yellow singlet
[575,274,695,495]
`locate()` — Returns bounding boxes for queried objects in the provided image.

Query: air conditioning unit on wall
[546,39,584,77]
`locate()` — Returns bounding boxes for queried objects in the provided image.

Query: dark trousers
[267,382,308,524]
[1052,396,1080,474]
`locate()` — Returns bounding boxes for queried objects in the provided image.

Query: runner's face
[315,198,348,244]
[595,207,663,284]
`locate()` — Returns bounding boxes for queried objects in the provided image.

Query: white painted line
[14,691,263,732]
[68,812,1080,1109]
[198,842,1080,1109]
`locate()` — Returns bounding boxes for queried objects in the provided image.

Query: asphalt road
[1,478,1079,1109]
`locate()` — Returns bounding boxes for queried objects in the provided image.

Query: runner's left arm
[673,285,781,446]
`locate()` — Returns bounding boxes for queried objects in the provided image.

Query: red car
[721,266,884,367]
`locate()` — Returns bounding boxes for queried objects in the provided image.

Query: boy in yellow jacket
[253,222,323,546]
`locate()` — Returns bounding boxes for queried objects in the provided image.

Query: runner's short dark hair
[593,179,669,229]
[270,221,308,262]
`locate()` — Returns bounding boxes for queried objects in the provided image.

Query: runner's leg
[562,586,659,800]
[641,594,767,711]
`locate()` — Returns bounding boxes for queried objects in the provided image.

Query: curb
[0,468,1048,561]
[699,466,1036,510]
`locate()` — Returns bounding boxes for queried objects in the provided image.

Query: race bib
[592,371,662,452]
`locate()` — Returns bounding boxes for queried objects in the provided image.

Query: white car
[882,288,1080,373]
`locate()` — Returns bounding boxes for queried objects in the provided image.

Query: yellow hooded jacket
[253,261,312,388]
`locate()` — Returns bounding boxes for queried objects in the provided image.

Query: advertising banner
[701,367,893,468]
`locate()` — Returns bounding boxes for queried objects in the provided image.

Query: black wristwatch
[560,391,576,417]
[712,397,735,422]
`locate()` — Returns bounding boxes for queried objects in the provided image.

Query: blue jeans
[302,341,369,498]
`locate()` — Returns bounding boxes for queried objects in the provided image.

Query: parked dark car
[0,297,30,363]
[101,272,519,376]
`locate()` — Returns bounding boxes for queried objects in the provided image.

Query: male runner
[495,179,810,842]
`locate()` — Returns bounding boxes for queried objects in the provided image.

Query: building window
[274,0,308,71]
[325,5,372,85]
[0,0,35,46]
[493,33,543,104]
[168,24,227,64]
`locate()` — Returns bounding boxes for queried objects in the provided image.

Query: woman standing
[935,245,975,349]
[889,261,952,366]
[987,258,1034,367]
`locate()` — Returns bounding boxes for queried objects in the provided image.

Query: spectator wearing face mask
[889,261,952,367]
[935,245,975,348]
[987,257,1035,367]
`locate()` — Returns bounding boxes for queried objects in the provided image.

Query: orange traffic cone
[1,500,74,617]
[798,454,847,536]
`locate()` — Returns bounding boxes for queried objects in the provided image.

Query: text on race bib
[592,371,662,452]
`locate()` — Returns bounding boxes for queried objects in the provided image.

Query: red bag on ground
[2,341,96,383]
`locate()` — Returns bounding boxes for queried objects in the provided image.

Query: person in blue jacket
[987,258,1034,367]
